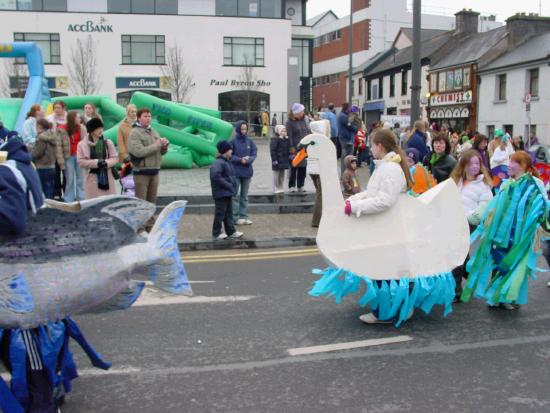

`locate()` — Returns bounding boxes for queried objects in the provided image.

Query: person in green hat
[488,128,505,158]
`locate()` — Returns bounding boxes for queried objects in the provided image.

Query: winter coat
[321,110,338,137]
[55,128,71,169]
[270,136,290,171]
[348,151,406,216]
[117,118,134,163]
[424,153,457,183]
[286,117,310,168]
[32,130,63,169]
[490,146,513,169]
[337,111,357,143]
[210,156,237,199]
[77,137,118,199]
[230,121,257,178]
[128,124,164,174]
[407,131,428,161]
[341,155,361,197]
[457,175,493,225]
[21,117,37,145]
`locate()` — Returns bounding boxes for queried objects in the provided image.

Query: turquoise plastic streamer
[309,268,456,327]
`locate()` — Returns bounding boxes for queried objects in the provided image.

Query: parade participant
[270,125,289,194]
[472,134,490,171]
[424,133,456,183]
[407,120,429,161]
[406,147,437,196]
[286,103,310,192]
[64,110,86,202]
[307,119,330,228]
[77,118,118,199]
[450,150,493,301]
[21,104,44,147]
[341,155,361,198]
[462,151,548,309]
[230,121,257,225]
[117,104,137,163]
[490,134,513,170]
[32,118,64,199]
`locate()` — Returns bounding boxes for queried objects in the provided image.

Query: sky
[306,0,550,22]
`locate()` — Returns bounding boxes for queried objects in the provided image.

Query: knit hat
[274,125,286,136]
[86,117,104,134]
[217,140,232,155]
[291,103,305,115]
[350,105,359,113]
[495,128,504,138]
[406,147,421,164]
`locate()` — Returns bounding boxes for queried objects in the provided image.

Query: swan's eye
[310,141,316,146]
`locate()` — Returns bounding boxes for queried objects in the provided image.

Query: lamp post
[348,0,353,104]
[410,0,422,123]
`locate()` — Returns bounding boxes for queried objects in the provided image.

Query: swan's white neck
[314,141,345,213]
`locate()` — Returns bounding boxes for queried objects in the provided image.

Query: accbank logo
[67,20,113,33]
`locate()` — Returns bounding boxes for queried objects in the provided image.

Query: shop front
[115,77,171,107]
[428,89,474,132]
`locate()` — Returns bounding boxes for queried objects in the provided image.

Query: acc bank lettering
[67,21,113,33]
[129,79,158,87]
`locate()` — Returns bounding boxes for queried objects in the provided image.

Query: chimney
[454,9,480,36]
[506,13,550,49]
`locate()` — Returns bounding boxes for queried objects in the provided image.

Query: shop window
[389,73,395,97]
[122,35,165,64]
[497,74,506,101]
[116,90,171,107]
[387,107,397,115]
[528,68,539,97]
[14,32,60,64]
[402,69,409,95]
[224,37,264,66]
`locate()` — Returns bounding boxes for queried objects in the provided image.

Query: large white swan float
[302,133,470,326]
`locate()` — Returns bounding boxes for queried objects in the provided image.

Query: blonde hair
[126,104,137,116]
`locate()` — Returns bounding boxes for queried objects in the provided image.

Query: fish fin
[87,281,146,313]
[147,201,193,295]
[0,273,34,313]
[98,196,157,232]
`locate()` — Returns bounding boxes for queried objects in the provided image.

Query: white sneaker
[298,187,306,193]
[229,231,243,238]
[359,313,392,324]
[215,233,228,240]
[289,187,296,193]
[243,219,253,225]
[235,219,246,225]
[275,189,284,194]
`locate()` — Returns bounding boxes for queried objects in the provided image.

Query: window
[351,79,355,96]
[291,39,310,77]
[14,32,60,64]
[389,73,395,97]
[526,124,537,145]
[224,37,264,66]
[504,125,513,136]
[108,0,177,14]
[378,77,383,98]
[487,125,495,139]
[122,35,165,64]
[497,74,506,101]
[402,69,409,95]
[358,78,363,95]
[528,68,539,97]
[463,67,471,88]
[215,0,282,18]
[367,79,372,100]
[2,0,66,10]
[438,71,446,92]
[454,68,462,90]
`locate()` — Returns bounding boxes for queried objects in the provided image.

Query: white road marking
[142,280,215,286]
[134,294,256,307]
[287,335,413,356]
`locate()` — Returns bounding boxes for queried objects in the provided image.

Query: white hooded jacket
[348,151,406,216]
[456,175,493,223]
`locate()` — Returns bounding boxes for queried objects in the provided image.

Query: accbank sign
[67,20,113,33]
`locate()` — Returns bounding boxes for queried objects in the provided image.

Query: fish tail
[147,201,193,295]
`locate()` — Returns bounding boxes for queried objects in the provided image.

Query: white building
[477,31,550,144]
[0,0,313,118]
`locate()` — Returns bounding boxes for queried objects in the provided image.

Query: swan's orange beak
[292,148,308,167]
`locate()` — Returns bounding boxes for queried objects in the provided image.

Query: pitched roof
[364,31,453,78]
[480,31,550,71]
[395,27,449,46]
[429,26,507,70]
[306,10,338,27]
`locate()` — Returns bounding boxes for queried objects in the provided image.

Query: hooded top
[341,155,361,197]
[230,121,257,178]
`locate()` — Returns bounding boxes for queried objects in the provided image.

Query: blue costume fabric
[461,174,548,305]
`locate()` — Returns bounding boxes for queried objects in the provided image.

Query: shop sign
[68,18,113,33]
[116,77,160,89]
[209,79,271,87]
[429,90,472,106]
[430,106,469,119]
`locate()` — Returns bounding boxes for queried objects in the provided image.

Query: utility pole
[410,0,421,124]
[348,0,353,104]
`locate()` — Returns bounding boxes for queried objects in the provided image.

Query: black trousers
[289,166,306,189]
[53,162,65,200]
[212,197,236,237]
[330,137,342,159]
[452,223,477,298]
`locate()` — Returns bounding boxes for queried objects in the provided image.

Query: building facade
[0,0,313,117]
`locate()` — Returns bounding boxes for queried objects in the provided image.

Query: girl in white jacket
[344,128,413,324]
[450,149,493,300]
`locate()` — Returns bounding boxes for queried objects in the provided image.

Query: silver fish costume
[0,195,191,412]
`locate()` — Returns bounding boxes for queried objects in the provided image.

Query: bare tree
[238,55,265,127]
[66,35,101,95]
[160,43,195,103]
[0,58,28,98]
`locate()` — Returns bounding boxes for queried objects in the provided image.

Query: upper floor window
[358,78,363,95]
[108,0,177,14]
[497,74,506,101]
[528,68,539,97]
[224,37,264,66]
[378,77,383,98]
[1,0,66,10]
[367,79,372,100]
[401,69,408,95]
[291,38,310,77]
[314,29,341,47]
[216,0,282,18]
[122,35,165,64]
[389,73,395,97]
[14,32,60,64]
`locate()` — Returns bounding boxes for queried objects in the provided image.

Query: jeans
[64,155,85,202]
[213,196,236,237]
[339,139,354,175]
[37,167,56,199]
[289,166,306,189]
[233,177,251,220]
[54,162,65,199]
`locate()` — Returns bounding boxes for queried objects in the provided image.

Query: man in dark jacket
[210,140,243,240]
[286,103,310,192]
[337,102,357,174]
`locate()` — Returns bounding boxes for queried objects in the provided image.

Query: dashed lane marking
[133,294,256,307]
[287,336,413,356]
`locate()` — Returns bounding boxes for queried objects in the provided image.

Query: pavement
[156,137,371,250]
[46,248,550,413]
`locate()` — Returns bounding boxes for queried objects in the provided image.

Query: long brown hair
[26,104,42,119]
[510,150,540,178]
[371,128,413,189]
[66,110,81,136]
[450,149,492,186]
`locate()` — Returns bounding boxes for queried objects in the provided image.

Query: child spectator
[341,155,361,198]
[270,125,290,194]
[120,159,135,197]
[210,141,243,240]
[354,129,367,167]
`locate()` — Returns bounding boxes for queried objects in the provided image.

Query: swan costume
[302,134,470,326]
